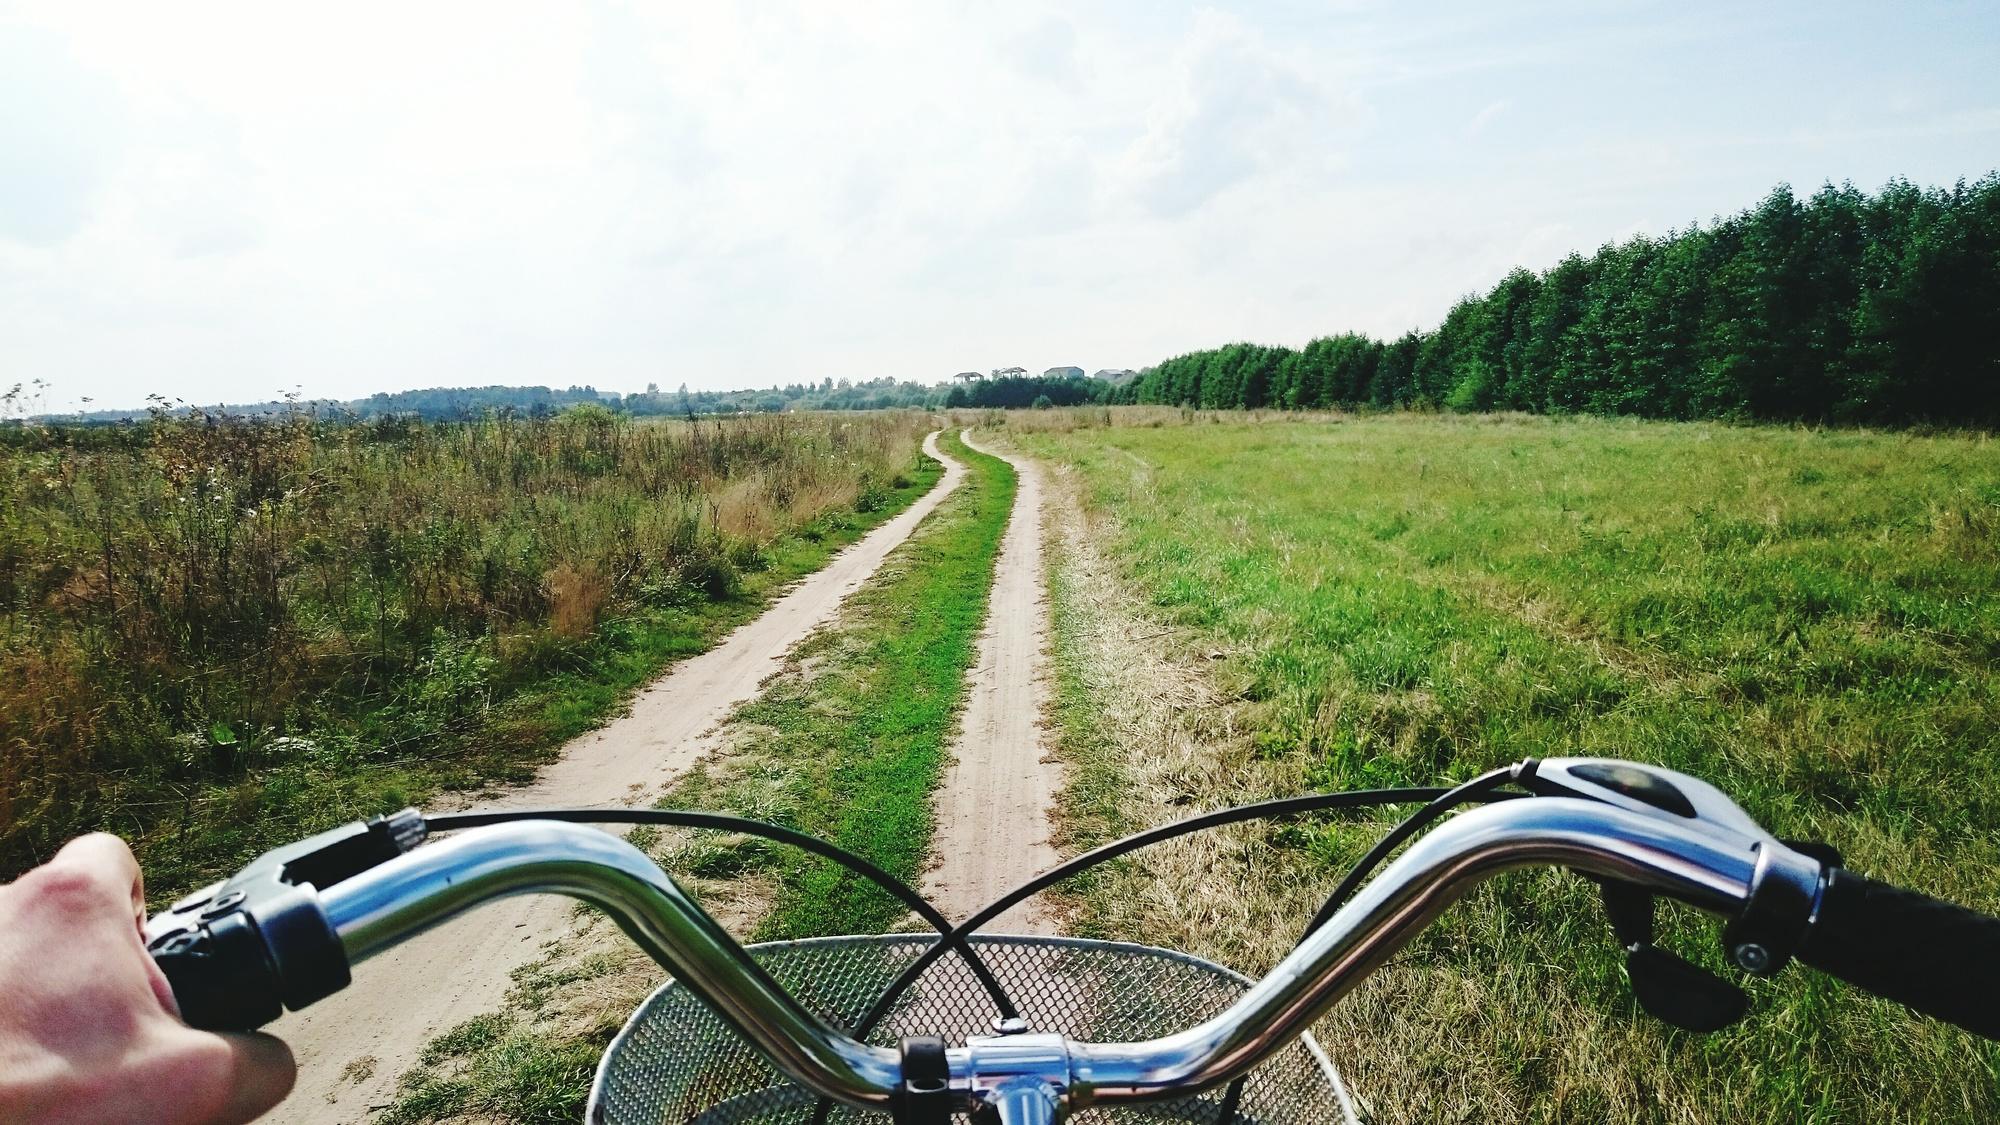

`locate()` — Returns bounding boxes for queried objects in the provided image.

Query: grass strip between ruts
[682,428,1016,940]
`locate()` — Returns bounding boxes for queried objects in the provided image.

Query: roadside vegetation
[381,432,1017,1123]
[42,367,1112,424]
[1011,407,2000,1122]
[0,409,937,894]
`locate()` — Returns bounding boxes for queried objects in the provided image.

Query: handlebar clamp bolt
[1732,942,1772,973]
[991,1016,1030,1036]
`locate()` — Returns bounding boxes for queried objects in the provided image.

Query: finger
[51,832,144,904]
[43,833,145,922]
[46,834,180,1015]
[146,942,184,1019]
[207,1032,297,1125]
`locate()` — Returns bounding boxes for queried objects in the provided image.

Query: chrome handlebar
[294,793,1814,1117]
[318,821,905,1107]
[146,759,1834,1122]
[1067,795,1781,1102]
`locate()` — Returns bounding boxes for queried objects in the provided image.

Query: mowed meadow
[0,409,936,893]
[1014,409,2000,1121]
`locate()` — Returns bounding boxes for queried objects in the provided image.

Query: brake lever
[1524,760,1824,978]
[147,807,427,942]
[1599,880,1747,1033]
[144,809,426,1030]
[1521,758,1834,1029]
[1520,758,1766,845]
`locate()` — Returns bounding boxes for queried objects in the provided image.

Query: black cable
[1214,1074,1247,1124]
[422,807,1019,1020]
[846,786,1495,1042]
[439,784,1527,1124]
[1296,767,1520,942]
[802,786,1486,1125]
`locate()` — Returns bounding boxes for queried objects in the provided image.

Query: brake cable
[1296,766,1522,941]
[422,808,1022,1021]
[845,781,1522,1042]
[805,781,1522,1125]
[432,782,1532,1125]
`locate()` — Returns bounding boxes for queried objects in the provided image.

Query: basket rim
[586,932,1353,1122]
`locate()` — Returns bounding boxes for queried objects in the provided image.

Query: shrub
[0,410,932,878]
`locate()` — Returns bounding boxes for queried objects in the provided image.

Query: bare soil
[920,431,1063,935]
[271,433,964,1122]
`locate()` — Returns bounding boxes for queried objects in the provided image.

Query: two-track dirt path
[922,431,1063,934]
[277,433,965,1122]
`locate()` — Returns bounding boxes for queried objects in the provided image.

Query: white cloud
[1115,10,1356,218]
[2,0,1997,409]
[1466,98,1510,136]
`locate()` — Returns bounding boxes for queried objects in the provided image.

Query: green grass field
[1016,410,2000,1123]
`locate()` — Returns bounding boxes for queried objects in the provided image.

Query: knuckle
[21,865,115,916]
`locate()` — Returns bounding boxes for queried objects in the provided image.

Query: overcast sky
[3,1,1997,411]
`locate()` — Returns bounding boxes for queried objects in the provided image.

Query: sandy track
[272,433,964,1122]
[922,431,1063,934]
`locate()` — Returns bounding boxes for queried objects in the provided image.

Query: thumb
[202,1032,297,1125]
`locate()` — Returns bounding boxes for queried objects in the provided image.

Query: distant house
[1044,366,1085,380]
[954,371,983,382]
[1090,368,1138,385]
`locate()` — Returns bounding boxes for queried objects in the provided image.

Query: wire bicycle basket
[590,934,1356,1124]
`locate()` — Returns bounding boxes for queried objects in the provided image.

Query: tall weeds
[0,409,930,880]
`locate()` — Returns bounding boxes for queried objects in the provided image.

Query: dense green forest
[1118,176,2000,426]
[939,373,1103,409]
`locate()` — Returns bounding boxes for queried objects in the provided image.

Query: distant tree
[1524,253,1594,412]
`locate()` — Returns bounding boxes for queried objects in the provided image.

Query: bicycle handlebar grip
[151,910,287,1031]
[148,884,350,1031]
[1796,867,2000,1039]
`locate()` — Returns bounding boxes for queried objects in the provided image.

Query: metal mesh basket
[589,934,1355,1124]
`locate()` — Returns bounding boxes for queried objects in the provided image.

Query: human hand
[0,834,295,1123]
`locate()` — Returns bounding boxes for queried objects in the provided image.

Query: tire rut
[922,430,1063,935]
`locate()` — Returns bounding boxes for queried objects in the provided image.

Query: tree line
[1115,176,2000,426]
[44,371,1112,425]
[940,373,1100,409]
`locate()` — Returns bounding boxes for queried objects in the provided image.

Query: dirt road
[274,433,964,1122]
[922,431,1063,934]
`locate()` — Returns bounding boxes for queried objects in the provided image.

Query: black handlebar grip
[150,910,287,1031]
[1796,867,2000,1040]
[148,885,350,1031]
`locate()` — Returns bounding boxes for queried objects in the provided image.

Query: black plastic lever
[1601,882,1747,1033]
